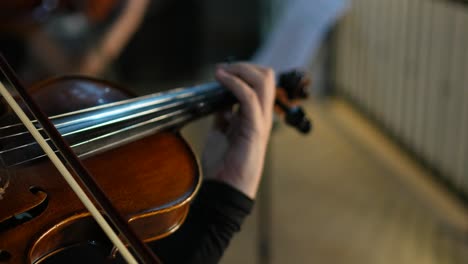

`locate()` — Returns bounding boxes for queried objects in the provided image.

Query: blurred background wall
[333,0,468,201]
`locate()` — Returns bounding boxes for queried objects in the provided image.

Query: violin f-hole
[0,186,48,233]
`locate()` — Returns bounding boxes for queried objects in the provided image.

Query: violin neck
[1,83,234,167]
[69,82,235,156]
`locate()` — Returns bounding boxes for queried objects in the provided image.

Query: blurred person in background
[0,0,149,83]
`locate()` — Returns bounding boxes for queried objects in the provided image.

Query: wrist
[215,146,266,199]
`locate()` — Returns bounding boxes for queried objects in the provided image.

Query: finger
[218,62,264,88]
[255,64,274,74]
[226,62,275,83]
[257,67,276,114]
[220,63,275,115]
[215,68,263,122]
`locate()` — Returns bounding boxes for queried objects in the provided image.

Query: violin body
[0,79,201,263]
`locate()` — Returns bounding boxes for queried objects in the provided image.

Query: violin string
[0,91,215,137]
[3,90,227,167]
[5,102,215,168]
[0,86,185,131]
[0,90,216,148]
[5,109,196,168]
[0,90,187,133]
[0,82,224,131]
[0,98,183,144]
[0,88,224,153]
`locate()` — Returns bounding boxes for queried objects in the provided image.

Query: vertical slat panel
[346,1,359,100]
[382,0,399,129]
[335,16,345,93]
[441,6,466,183]
[365,0,380,118]
[334,0,468,197]
[393,0,409,137]
[421,2,441,165]
[433,3,456,181]
[455,9,468,190]
[400,0,419,143]
[463,67,468,192]
[390,0,404,132]
[405,0,424,151]
[362,0,374,112]
[360,0,370,110]
[413,1,434,155]
[456,8,468,191]
[354,0,366,108]
[370,0,384,121]
[334,12,348,94]
[376,0,389,122]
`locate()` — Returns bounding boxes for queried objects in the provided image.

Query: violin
[0,55,311,263]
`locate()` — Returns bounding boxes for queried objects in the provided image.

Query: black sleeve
[150,180,254,264]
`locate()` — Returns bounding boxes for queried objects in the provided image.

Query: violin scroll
[276,70,313,134]
[279,70,310,100]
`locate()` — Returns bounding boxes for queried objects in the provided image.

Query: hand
[202,63,275,199]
